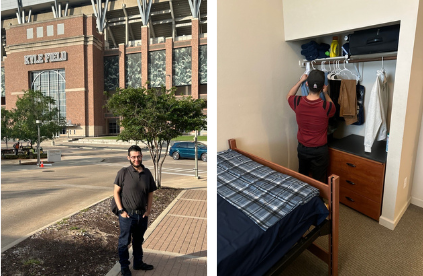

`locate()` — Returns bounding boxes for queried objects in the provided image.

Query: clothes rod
[299,52,397,67]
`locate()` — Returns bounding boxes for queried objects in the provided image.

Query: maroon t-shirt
[288,95,336,147]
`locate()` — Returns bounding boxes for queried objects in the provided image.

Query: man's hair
[128,145,142,156]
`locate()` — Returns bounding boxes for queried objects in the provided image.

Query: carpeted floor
[282,204,423,276]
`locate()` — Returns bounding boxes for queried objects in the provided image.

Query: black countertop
[328,134,387,163]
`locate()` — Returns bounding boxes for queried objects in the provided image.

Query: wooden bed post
[228,139,237,150]
[328,174,340,276]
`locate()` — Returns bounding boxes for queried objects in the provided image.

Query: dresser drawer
[328,148,348,176]
[338,176,383,203]
[329,148,385,200]
[340,187,381,220]
[329,149,385,179]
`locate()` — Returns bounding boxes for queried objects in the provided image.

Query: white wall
[409,4,423,209]
[282,0,423,229]
[412,112,423,208]
[217,0,305,169]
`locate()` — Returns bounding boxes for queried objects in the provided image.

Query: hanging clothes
[352,83,365,125]
[327,79,342,135]
[329,79,341,118]
[364,70,388,152]
[338,79,358,125]
[301,72,328,101]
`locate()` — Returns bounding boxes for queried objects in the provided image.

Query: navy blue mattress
[217,194,329,276]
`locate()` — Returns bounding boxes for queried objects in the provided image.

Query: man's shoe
[133,262,154,271]
[121,267,132,276]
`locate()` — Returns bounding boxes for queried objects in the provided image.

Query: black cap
[307,70,325,92]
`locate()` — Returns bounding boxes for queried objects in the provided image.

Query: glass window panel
[30,69,66,120]
[173,47,192,86]
[125,53,142,88]
[199,45,207,84]
[148,50,166,88]
[1,67,5,97]
[104,56,119,91]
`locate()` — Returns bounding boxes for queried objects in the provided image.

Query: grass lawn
[92,135,207,141]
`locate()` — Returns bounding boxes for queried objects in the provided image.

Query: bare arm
[322,85,333,103]
[114,184,129,218]
[143,192,154,218]
[287,74,308,101]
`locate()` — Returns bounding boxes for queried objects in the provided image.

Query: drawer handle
[346,197,355,202]
[346,163,356,168]
[346,180,355,185]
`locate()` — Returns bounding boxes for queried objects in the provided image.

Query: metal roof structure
[1,0,207,51]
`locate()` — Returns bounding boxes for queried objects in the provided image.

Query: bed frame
[228,139,340,276]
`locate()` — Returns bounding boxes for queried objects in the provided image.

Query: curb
[105,189,188,276]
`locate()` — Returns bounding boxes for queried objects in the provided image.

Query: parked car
[169,142,207,162]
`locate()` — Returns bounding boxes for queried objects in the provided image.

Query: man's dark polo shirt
[114,164,157,211]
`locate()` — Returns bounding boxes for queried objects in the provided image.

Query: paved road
[1,143,207,251]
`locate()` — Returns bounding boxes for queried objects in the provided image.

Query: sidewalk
[106,189,207,276]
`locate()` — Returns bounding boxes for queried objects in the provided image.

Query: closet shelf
[299,52,397,67]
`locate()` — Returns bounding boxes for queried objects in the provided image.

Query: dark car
[169,142,207,162]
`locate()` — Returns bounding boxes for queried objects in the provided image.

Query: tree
[105,86,207,188]
[11,90,66,147]
[1,108,14,148]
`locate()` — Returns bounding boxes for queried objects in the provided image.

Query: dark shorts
[297,143,329,183]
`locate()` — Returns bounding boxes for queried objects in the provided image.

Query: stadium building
[1,0,207,137]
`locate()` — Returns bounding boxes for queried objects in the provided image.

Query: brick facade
[2,16,207,137]
[3,15,105,136]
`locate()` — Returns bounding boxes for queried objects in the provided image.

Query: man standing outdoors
[114,145,157,276]
[287,70,336,182]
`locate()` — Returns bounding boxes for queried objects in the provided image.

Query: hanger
[327,61,333,79]
[321,61,328,72]
[311,60,317,70]
[353,63,362,83]
[327,61,337,80]
[378,56,386,82]
[332,61,342,79]
[340,60,360,83]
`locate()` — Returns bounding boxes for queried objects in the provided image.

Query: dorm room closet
[302,53,396,221]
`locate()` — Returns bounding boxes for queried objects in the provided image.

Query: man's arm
[143,192,154,218]
[286,74,308,101]
[322,85,333,103]
[114,184,129,218]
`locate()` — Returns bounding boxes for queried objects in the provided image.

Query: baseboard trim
[411,196,423,208]
[379,198,411,230]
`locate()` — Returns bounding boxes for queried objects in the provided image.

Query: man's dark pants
[297,143,329,183]
[118,214,148,269]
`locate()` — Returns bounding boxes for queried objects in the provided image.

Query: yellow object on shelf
[330,36,339,58]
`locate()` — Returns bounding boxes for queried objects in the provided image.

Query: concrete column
[166,37,173,90]
[191,18,199,99]
[141,26,149,88]
[119,43,126,89]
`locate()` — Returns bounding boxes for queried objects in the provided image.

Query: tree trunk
[148,140,171,189]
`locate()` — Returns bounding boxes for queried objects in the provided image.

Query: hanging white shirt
[364,70,388,152]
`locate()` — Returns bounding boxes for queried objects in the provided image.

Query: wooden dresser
[328,135,387,221]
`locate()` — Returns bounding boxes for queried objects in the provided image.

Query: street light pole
[36,120,41,167]
[194,130,199,179]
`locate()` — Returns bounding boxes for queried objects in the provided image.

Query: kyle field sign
[24,51,67,65]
